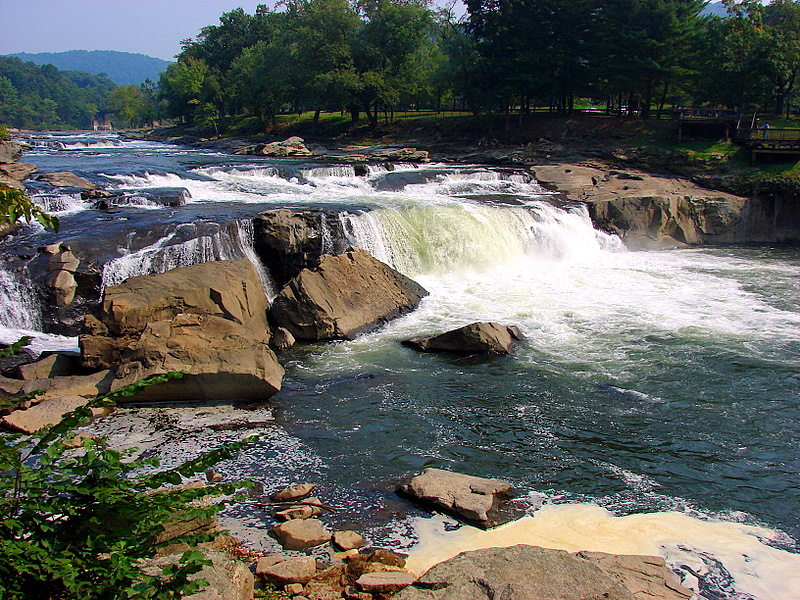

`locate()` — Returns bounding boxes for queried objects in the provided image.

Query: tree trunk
[657,80,670,120]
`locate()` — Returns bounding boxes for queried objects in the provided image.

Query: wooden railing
[736,127,800,142]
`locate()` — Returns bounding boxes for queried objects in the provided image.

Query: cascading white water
[102,219,276,297]
[338,201,623,277]
[0,267,41,330]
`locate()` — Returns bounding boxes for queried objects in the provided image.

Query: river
[1,132,799,599]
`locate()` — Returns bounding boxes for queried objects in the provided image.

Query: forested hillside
[150,0,800,131]
[0,56,116,129]
[8,50,171,86]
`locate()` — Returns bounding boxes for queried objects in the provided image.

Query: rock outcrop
[403,322,524,355]
[145,549,254,600]
[253,209,350,287]
[532,162,800,247]
[395,545,693,600]
[79,259,284,402]
[35,171,96,189]
[398,468,512,527]
[235,136,313,157]
[0,141,35,190]
[271,247,428,341]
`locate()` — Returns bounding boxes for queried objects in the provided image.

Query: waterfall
[0,267,41,330]
[102,219,276,298]
[338,201,623,277]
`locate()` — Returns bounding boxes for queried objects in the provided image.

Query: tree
[0,185,59,232]
[106,85,146,128]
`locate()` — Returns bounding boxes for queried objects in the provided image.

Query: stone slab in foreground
[271,246,428,341]
[394,545,693,600]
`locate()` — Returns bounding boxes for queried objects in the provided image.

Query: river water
[2,132,799,599]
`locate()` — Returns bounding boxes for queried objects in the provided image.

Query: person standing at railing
[762,122,770,139]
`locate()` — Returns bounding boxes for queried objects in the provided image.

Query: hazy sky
[0,0,277,61]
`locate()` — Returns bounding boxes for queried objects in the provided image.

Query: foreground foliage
[0,365,255,600]
[0,184,59,232]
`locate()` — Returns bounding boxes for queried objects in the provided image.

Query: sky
[0,0,278,61]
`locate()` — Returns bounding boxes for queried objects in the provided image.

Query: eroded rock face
[403,322,523,355]
[145,549,253,600]
[253,209,349,287]
[531,163,800,247]
[79,259,283,402]
[398,468,512,527]
[394,545,693,600]
[271,247,428,341]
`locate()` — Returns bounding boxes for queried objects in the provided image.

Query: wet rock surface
[403,322,523,355]
[271,247,428,341]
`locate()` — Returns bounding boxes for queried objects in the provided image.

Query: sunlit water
[2,133,799,599]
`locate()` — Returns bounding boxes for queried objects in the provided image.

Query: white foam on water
[0,325,78,356]
[406,505,800,600]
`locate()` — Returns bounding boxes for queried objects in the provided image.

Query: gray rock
[403,322,523,355]
[0,141,25,163]
[271,247,428,341]
[398,468,512,527]
[145,549,253,600]
[394,545,693,600]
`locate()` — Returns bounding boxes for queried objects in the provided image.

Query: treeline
[146,0,800,131]
[0,57,117,129]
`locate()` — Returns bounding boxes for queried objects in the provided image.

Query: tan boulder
[356,572,415,594]
[270,518,332,551]
[0,162,37,181]
[258,556,318,586]
[333,531,367,551]
[79,259,284,402]
[272,483,316,502]
[17,353,81,380]
[271,247,428,341]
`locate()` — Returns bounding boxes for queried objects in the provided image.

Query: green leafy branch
[0,184,59,232]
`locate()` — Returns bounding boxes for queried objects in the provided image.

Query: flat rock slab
[257,556,318,585]
[404,322,523,355]
[398,468,512,527]
[394,545,693,600]
[36,171,96,189]
[356,571,415,594]
[1,395,86,433]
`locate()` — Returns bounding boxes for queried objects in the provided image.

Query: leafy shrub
[735,172,800,201]
[0,124,8,141]
[0,184,59,231]
[0,363,256,600]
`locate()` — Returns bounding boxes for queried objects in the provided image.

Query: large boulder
[397,468,512,527]
[403,322,523,355]
[0,162,37,182]
[79,259,284,402]
[271,247,428,341]
[394,545,693,600]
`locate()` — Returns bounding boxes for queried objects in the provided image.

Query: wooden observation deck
[736,127,800,163]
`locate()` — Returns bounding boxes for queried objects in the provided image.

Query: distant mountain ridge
[6,50,171,87]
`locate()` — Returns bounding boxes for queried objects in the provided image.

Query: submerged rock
[394,545,693,600]
[271,247,428,341]
[403,322,524,355]
[80,259,283,402]
[397,468,512,527]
